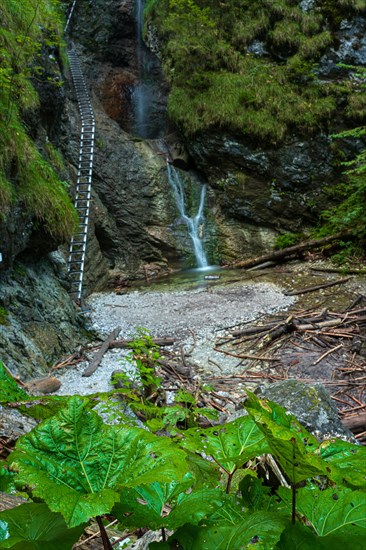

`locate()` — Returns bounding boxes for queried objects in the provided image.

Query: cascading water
[132,0,166,138]
[167,163,209,269]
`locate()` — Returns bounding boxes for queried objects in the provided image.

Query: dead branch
[313,344,343,365]
[213,348,280,361]
[82,327,121,377]
[227,232,347,269]
[341,412,366,433]
[284,277,351,296]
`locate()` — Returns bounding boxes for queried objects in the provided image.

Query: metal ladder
[64,0,78,33]
[67,49,95,302]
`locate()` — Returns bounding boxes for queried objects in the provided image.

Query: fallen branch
[341,412,366,433]
[313,344,343,365]
[227,232,347,270]
[82,327,121,377]
[284,277,351,296]
[311,267,366,275]
[213,348,279,362]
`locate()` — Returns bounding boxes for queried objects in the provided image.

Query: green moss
[275,233,303,250]
[147,0,364,141]
[0,0,77,241]
[0,307,10,326]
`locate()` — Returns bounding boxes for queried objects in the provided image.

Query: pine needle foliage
[0,0,77,240]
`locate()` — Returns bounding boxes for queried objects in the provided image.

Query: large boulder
[257,379,354,441]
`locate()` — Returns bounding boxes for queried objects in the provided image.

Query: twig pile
[212,299,366,441]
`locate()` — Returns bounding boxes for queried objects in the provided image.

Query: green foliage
[275,233,303,250]
[113,479,225,531]
[126,327,162,395]
[318,67,366,253]
[0,362,28,403]
[0,503,85,549]
[245,393,326,485]
[0,308,10,327]
[285,484,366,536]
[146,0,362,140]
[156,511,288,550]
[2,388,366,548]
[178,415,269,478]
[9,396,188,527]
[0,0,77,240]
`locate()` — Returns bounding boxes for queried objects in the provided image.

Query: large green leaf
[239,473,290,513]
[164,511,287,550]
[0,503,85,549]
[177,415,269,474]
[319,439,366,488]
[245,393,327,484]
[10,397,188,527]
[0,363,28,403]
[0,467,16,494]
[114,480,226,530]
[278,484,366,537]
[113,474,194,529]
[276,522,366,550]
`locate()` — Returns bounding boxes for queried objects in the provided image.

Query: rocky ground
[54,263,366,437]
[55,269,295,396]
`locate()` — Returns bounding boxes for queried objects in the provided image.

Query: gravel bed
[56,281,295,396]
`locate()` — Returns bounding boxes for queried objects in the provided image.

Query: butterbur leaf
[114,474,195,529]
[245,392,327,484]
[0,503,85,549]
[0,363,28,403]
[278,484,366,538]
[169,511,287,549]
[319,439,366,488]
[0,468,16,494]
[114,481,225,530]
[276,522,326,549]
[276,522,366,550]
[239,473,288,513]
[10,397,188,527]
[185,451,221,487]
[177,415,269,474]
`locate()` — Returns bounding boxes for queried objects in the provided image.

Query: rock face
[0,255,86,379]
[258,379,354,441]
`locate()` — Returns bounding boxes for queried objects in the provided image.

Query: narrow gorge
[1,2,366,548]
[1,0,366,390]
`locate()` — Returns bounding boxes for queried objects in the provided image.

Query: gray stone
[0,258,87,379]
[299,0,316,12]
[247,41,268,56]
[318,17,366,78]
[257,379,354,441]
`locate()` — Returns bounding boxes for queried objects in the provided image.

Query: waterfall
[167,163,209,269]
[132,0,166,138]
[133,0,146,136]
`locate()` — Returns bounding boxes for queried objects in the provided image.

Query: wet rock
[26,377,62,395]
[0,258,87,379]
[318,17,366,78]
[0,406,38,440]
[257,379,354,441]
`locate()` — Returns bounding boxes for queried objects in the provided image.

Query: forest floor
[53,259,366,442]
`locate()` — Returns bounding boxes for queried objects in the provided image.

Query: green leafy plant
[126,327,162,397]
[0,503,86,550]
[1,387,366,548]
[0,0,77,239]
[274,233,303,250]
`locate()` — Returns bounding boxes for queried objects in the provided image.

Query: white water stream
[167,163,209,269]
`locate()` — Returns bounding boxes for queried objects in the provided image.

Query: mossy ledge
[146,0,366,142]
[0,0,77,241]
